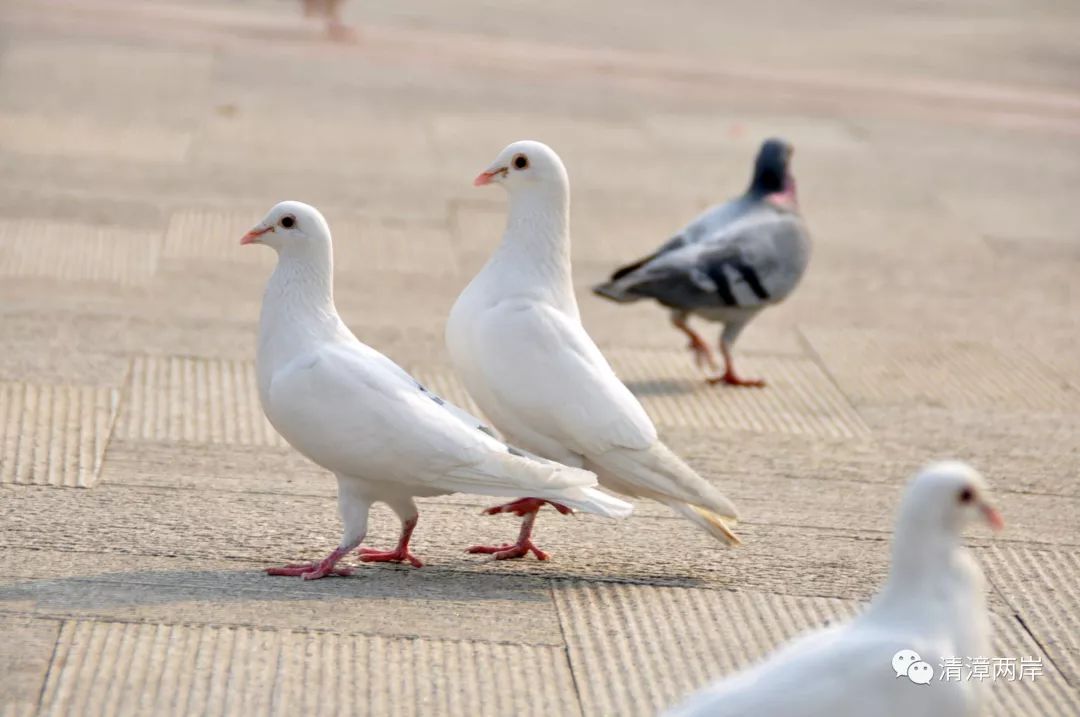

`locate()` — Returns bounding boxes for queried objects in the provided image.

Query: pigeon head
[241,201,331,256]
[899,461,1003,536]
[749,137,794,196]
[473,140,569,193]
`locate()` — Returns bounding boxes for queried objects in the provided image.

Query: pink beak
[241,225,272,245]
[473,166,506,186]
[982,503,1005,532]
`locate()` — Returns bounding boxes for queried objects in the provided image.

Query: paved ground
[1,0,1078,715]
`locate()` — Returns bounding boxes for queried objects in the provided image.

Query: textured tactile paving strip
[116,356,284,447]
[981,544,1080,686]
[0,220,161,285]
[609,349,870,439]
[36,620,580,717]
[0,382,119,487]
[803,327,1079,412]
[553,581,1079,716]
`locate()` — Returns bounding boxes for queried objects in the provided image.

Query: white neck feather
[257,243,346,374]
[484,184,579,317]
[865,513,988,655]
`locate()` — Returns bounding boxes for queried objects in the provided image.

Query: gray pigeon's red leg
[708,341,765,387]
[467,510,550,560]
[671,314,719,374]
[358,515,424,568]
[267,542,358,579]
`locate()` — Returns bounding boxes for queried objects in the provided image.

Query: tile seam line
[34,616,66,714]
[1011,611,1076,691]
[793,324,872,436]
[548,578,588,717]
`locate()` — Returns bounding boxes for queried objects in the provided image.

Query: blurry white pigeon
[666,461,1003,717]
[446,141,739,561]
[243,201,632,579]
[594,138,810,387]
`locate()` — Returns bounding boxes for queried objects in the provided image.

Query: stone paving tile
[0,382,119,488]
[0,38,214,127]
[0,345,130,388]
[0,485,1016,608]
[855,406,1080,497]
[0,549,563,647]
[0,112,192,164]
[552,581,1079,716]
[35,619,580,717]
[99,440,332,495]
[643,111,867,153]
[803,327,1079,412]
[0,615,60,717]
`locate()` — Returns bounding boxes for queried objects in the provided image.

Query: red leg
[267,544,356,580]
[481,497,572,517]
[672,315,719,374]
[357,516,424,568]
[467,510,550,560]
[707,342,765,387]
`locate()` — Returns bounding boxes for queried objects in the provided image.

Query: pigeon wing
[266,342,594,494]
[615,210,809,312]
[469,299,658,457]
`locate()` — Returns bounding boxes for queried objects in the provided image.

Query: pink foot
[467,540,550,561]
[482,497,572,517]
[266,545,354,580]
[470,504,554,560]
[266,561,353,580]
[708,372,766,388]
[358,546,424,568]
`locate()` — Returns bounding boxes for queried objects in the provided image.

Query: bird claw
[466,541,550,561]
[357,546,424,568]
[707,372,766,388]
[266,562,354,579]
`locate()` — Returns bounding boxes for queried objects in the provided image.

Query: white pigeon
[666,461,1003,717]
[242,201,632,580]
[446,141,739,561]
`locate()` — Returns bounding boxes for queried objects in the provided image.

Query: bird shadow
[623,378,697,397]
[0,563,707,613]
[0,565,555,612]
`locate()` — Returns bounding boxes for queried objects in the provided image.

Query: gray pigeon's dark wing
[607,197,754,281]
[611,208,810,313]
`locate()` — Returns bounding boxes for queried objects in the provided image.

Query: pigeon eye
[958,487,974,504]
[512,154,529,170]
[281,215,296,229]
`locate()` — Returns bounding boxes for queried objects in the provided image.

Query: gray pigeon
[593,138,810,386]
